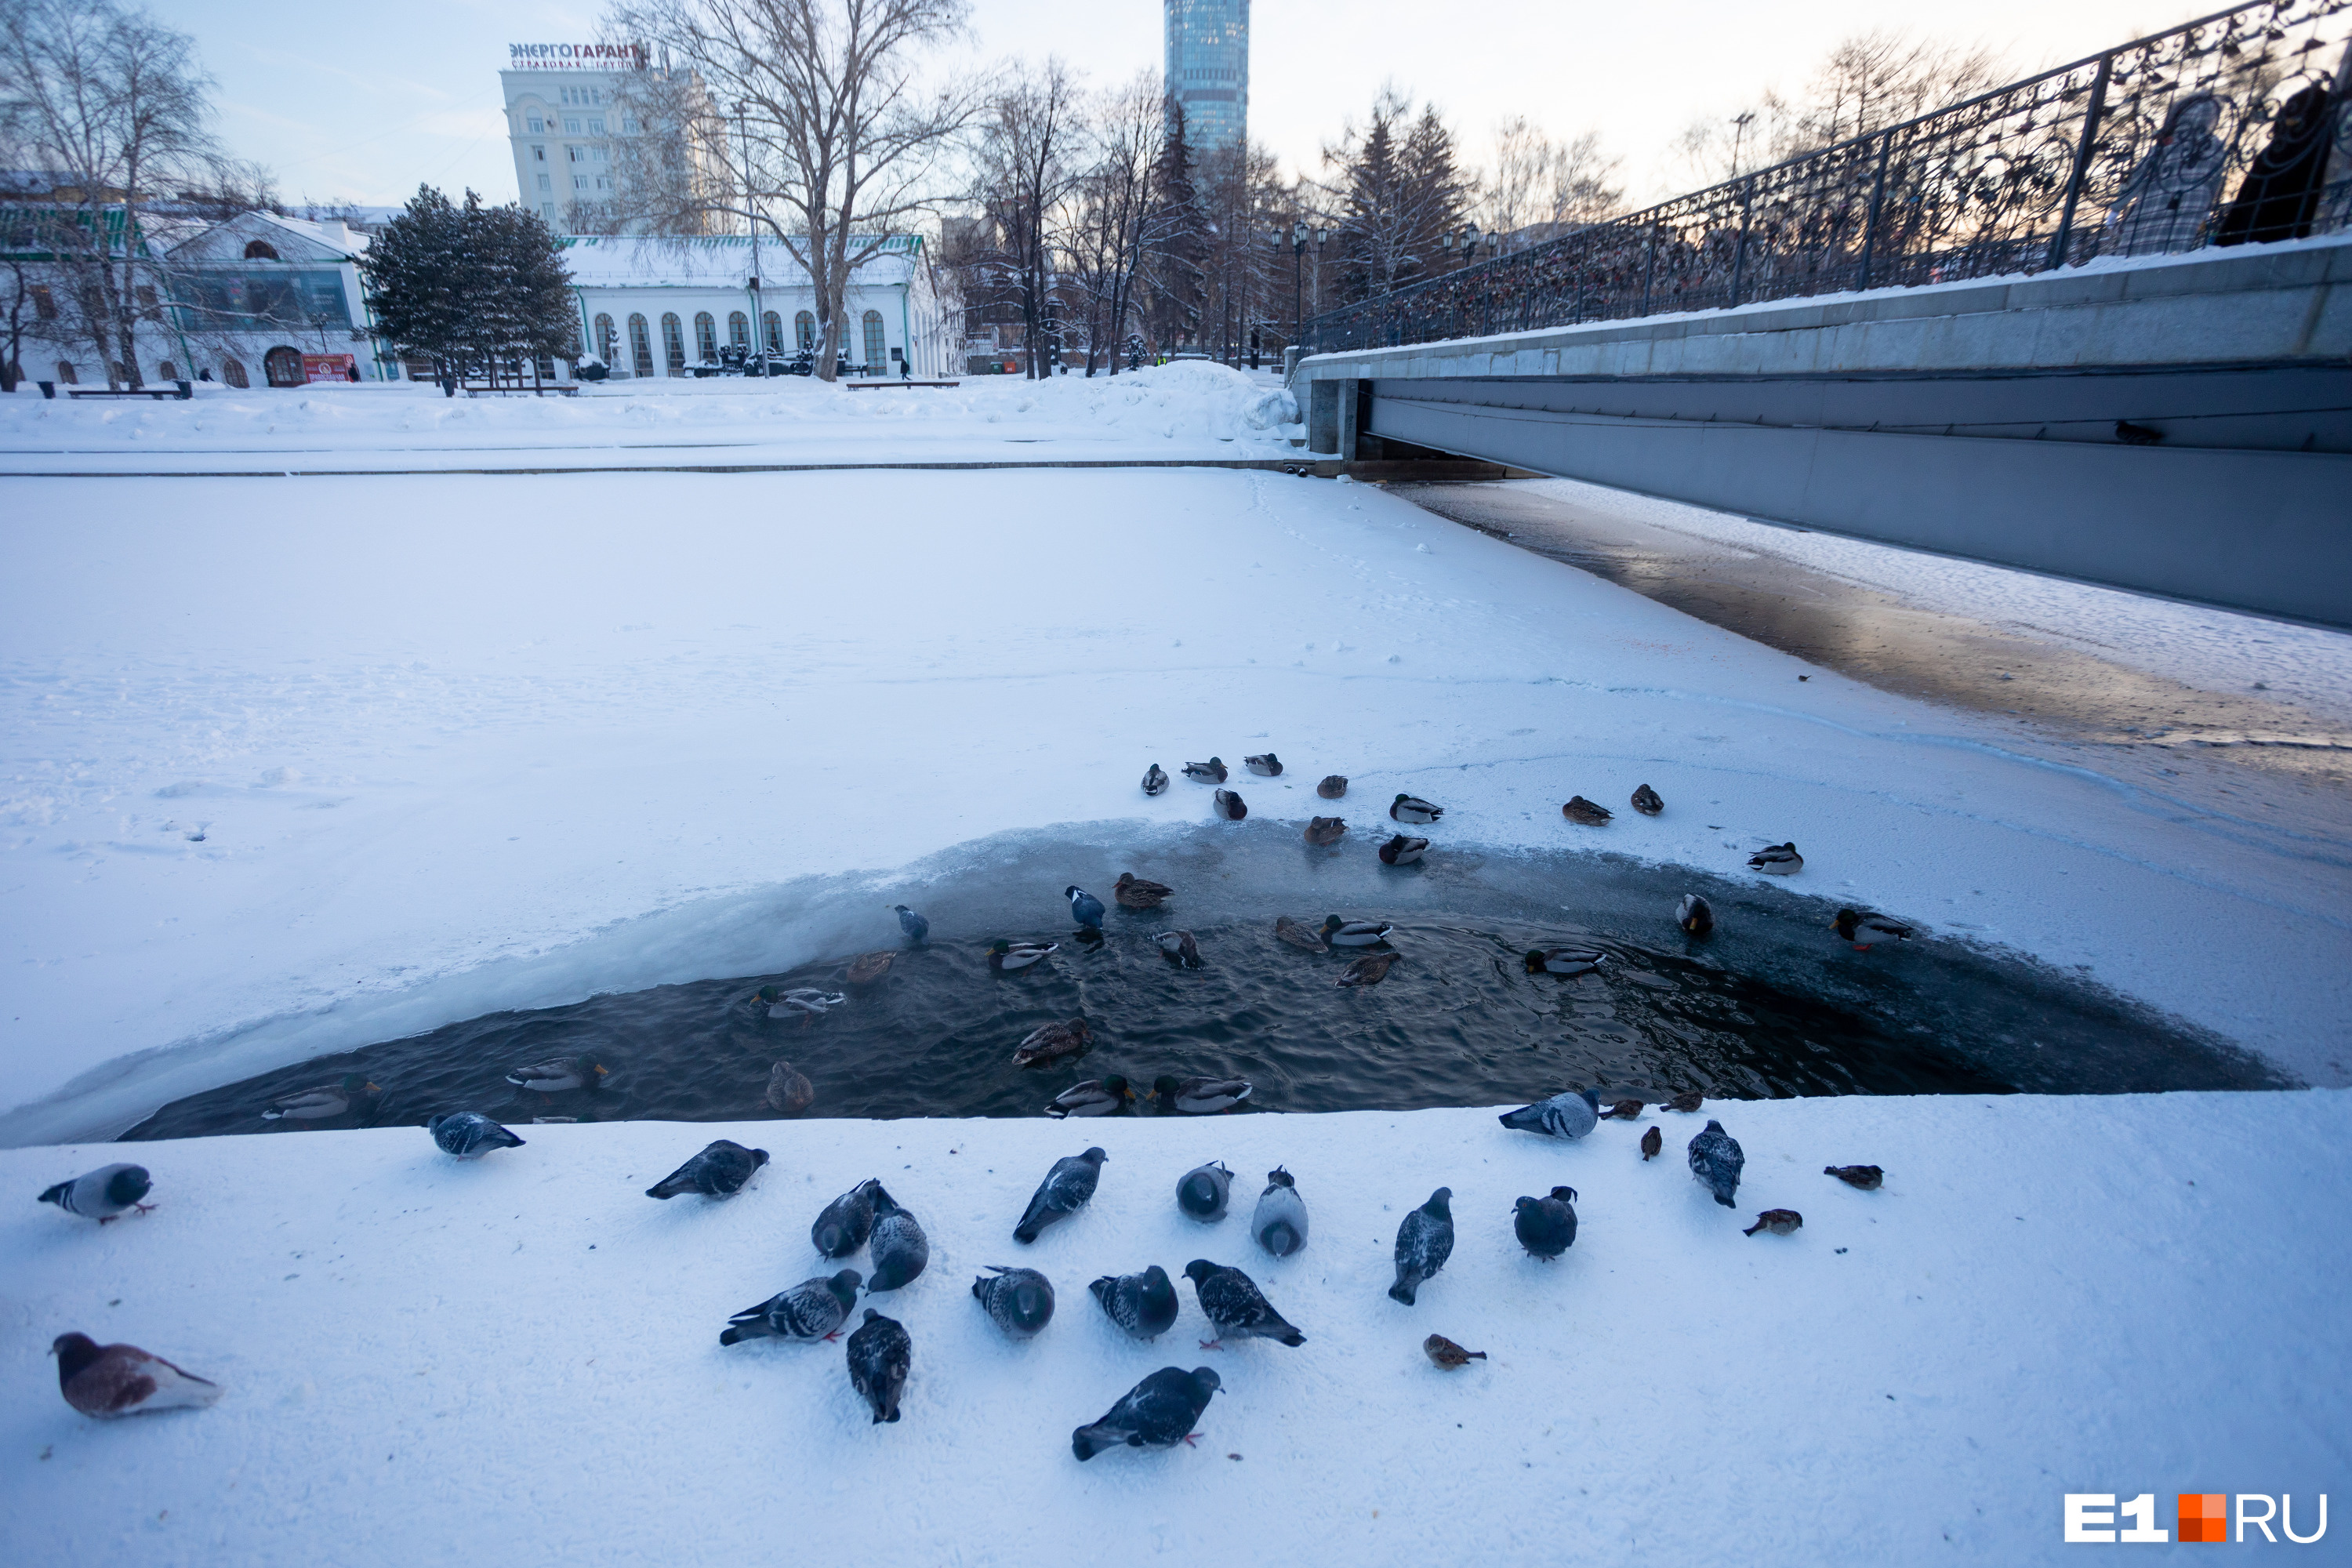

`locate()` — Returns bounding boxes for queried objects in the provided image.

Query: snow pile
[3,1092,2343,1564]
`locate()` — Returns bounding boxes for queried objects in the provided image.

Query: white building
[501,42,719,230]
[162,209,386,387]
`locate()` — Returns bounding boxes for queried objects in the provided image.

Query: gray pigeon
[812,1178,880,1258]
[1389,1187,1455,1305]
[1514,1185,1579,1259]
[866,1186,930,1291]
[1688,1120,1746,1207]
[1090,1265,1180,1341]
[720,1269,862,1345]
[845,1308,911,1424]
[1072,1366,1221,1461]
[38,1163,152,1222]
[1014,1147,1105,1243]
[1177,1160,1233,1222]
[1184,1260,1305,1347]
[50,1333,220,1417]
[644,1139,769,1200]
[895,904,929,942]
[1251,1166,1309,1256]
[1497,1088,1601,1140]
[427,1112,524,1160]
[972,1265,1056,1337]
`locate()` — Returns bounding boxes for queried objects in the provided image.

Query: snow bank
[4,1091,2344,1566]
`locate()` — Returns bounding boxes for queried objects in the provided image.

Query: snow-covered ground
[5,1094,2345,1566]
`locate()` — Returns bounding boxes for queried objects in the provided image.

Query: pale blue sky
[155,0,2207,209]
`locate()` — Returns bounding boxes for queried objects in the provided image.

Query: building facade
[163,210,387,386]
[1164,0,1249,151]
[502,42,718,230]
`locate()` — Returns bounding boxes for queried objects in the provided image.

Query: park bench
[53,380,192,401]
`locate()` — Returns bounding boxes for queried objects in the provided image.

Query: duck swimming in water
[1012,1018,1094,1069]
[1153,1075,1252,1115]
[1114,872,1174,909]
[262,1073,379,1121]
[1154,930,1203,969]
[1273,915,1329,953]
[1319,915,1394,947]
[505,1057,607,1094]
[1337,952,1399,987]
[1525,946,1606,977]
[986,938,1058,974]
[1045,1076,1134,1118]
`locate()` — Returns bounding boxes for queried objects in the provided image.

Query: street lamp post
[1281,221,1323,352]
[734,101,764,375]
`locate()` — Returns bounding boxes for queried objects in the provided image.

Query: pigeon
[1244,753,1283,776]
[1604,1098,1646,1120]
[1177,1160,1234,1221]
[973,1265,1056,1336]
[1676,894,1714,936]
[1514,1185,1579,1258]
[1377,833,1428,866]
[1832,909,1917,950]
[1390,793,1443,824]
[1154,930,1203,969]
[1631,783,1664,816]
[1320,916,1394,946]
[38,1163,153,1223]
[1011,1018,1093,1069]
[50,1333,220,1417]
[767,1060,816,1112]
[846,950,895,985]
[866,1185,931,1291]
[1304,815,1346,846]
[1316,775,1348,799]
[1153,1075,1250,1115]
[1046,1076,1134,1117]
[262,1073,377,1121]
[986,939,1058,973]
[812,1178,880,1258]
[1688,1120,1745,1207]
[1825,1164,1885,1190]
[1273,916,1330,952]
[1744,1208,1803,1236]
[644,1138,769,1200]
[1640,1126,1663,1160]
[1525,946,1606,976]
[1115,872,1174,909]
[1562,795,1613,826]
[721,1269,862,1345]
[1251,1167,1310,1256]
[1748,842,1802,875]
[1389,1187,1455,1305]
[505,1056,605,1094]
[428,1112,524,1160]
[1091,1265,1181,1340]
[1073,1366,1221,1461]
[1666,1089,1704,1112]
[846,1308,911,1423]
[1424,1334,1486,1370]
[894,904,930,942]
[1337,952,1399,987]
[1212,788,1247,820]
[1185,1260,1305,1347]
[1142,763,1170,797]
[1065,885,1107,929]
[1014,1147,1106,1243]
[764,986,846,1018]
[1182,757,1228,784]
[1498,1089,1601,1140]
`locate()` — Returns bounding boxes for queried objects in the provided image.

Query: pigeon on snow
[1498,1088,1600,1140]
[1090,1265,1181,1341]
[1251,1166,1309,1256]
[644,1139,768,1200]
[428,1112,524,1160]
[1014,1148,1105,1243]
[1389,1187,1455,1305]
[846,1308,912,1424]
[38,1163,153,1222]
[1072,1366,1221,1461]
[1514,1186,1579,1259]
[972,1265,1056,1337]
[50,1333,220,1417]
[865,1185,930,1291]
[1184,1260,1305,1348]
[721,1270,862,1345]
[1177,1160,1234,1221]
[812,1178,881,1259]
[1688,1120,1746,1207]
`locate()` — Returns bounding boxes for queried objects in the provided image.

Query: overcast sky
[169,0,2208,210]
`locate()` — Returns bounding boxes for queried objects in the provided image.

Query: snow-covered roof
[556,233,923,290]
[166,209,368,264]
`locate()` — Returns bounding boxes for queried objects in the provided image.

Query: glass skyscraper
[1164,0,1249,151]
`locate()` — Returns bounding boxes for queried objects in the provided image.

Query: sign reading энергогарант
[506,43,645,71]
[2064,1493,2327,1544]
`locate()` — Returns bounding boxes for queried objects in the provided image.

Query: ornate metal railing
[1303,0,2352,354]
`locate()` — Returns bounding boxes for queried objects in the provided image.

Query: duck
[1319,915,1394,946]
[1832,909,1916,950]
[766,1060,815,1112]
[1153,1075,1252,1115]
[845,950,895,985]
[1212,788,1247,820]
[986,938,1058,974]
[1562,795,1613,826]
[1389,793,1443,824]
[1045,1076,1134,1117]
[1526,946,1607,977]
[1142,763,1169,797]
[1303,815,1346,847]
[1273,916,1330,953]
[504,1057,608,1094]
[1378,833,1428,866]
[1012,1017,1094,1069]
[1748,842,1802,875]
[1337,951,1399,987]
[762,985,846,1018]
[1182,757,1228,784]
[1316,775,1348,799]
[1114,872,1174,909]
[1066,885,1107,928]
[1244,753,1283,777]
[1676,894,1714,936]
[261,1073,378,1121]
[1631,782,1664,816]
[1154,930,1203,969]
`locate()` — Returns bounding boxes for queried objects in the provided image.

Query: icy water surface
[122,826,2281,1141]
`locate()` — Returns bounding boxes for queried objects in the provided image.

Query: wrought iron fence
[1302,0,2352,354]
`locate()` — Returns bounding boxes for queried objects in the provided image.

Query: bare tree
[964,58,1087,379]
[1059,71,1172,373]
[1483,118,1622,245]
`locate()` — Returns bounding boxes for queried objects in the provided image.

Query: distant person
[347,364,360,383]
[2214,83,2335,246]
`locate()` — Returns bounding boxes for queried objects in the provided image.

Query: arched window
[660,312,684,374]
[794,310,815,352]
[728,310,749,349]
[158,360,176,381]
[55,359,78,384]
[263,346,303,387]
[627,314,653,377]
[594,314,616,365]
[762,310,782,351]
[243,239,279,260]
[694,311,717,361]
[862,310,885,370]
[220,358,248,388]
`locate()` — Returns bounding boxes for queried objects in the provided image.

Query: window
[533,145,546,162]
[862,310,885,368]
[220,357,248,388]
[595,176,611,191]
[158,360,176,380]
[564,117,582,134]
[243,239,279,260]
[591,145,608,162]
[762,310,782,351]
[263,346,304,387]
[695,311,717,361]
[728,310,749,349]
[660,311,684,374]
[794,310,815,352]
[55,359,78,384]
[527,115,543,133]
[537,173,550,191]
[541,202,554,220]
[628,314,653,377]
[588,118,605,135]
[622,117,640,135]
[568,146,583,162]
[574,176,589,191]
[594,314,616,364]
[30,284,54,320]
